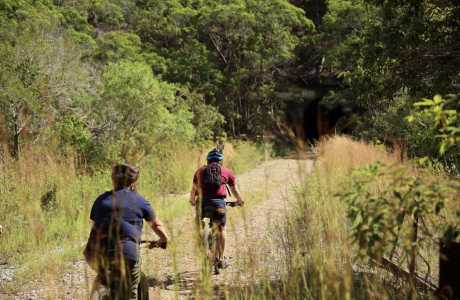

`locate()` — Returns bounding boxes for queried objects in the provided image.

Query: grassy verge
[281,136,399,299]
[222,136,402,300]
[242,135,456,300]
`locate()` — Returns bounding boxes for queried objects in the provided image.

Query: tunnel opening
[302,99,345,143]
[276,96,347,155]
[303,100,319,141]
[280,76,347,147]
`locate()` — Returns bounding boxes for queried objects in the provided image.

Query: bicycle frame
[201,201,238,275]
[89,240,161,300]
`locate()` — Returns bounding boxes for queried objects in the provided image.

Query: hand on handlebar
[226,200,244,207]
[147,239,168,249]
[236,199,244,206]
[158,239,167,249]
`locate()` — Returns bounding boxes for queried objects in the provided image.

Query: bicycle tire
[209,225,220,274]
[138,272,149,300]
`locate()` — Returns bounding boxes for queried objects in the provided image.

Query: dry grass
[0,140,266,294]
[6,135,442,299]
[0,146,104,282]
[268,135,404,300]
[316,135,399,174]
[158,135,402,300]
[267,135,460,300]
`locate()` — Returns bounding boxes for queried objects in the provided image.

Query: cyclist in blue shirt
[87,164,168,300]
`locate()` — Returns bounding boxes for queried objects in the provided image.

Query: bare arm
[190,182,199,206]
[149,217,168,244]
[230,184,244,206]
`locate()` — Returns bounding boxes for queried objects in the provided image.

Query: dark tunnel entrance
[285,98,346,143]
[303,100,320,141]
[304,100,346,142]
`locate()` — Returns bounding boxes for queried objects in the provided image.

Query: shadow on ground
[146,270,285,299]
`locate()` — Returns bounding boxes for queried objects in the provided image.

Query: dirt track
[144,159,313,299]
[4,158,313,299]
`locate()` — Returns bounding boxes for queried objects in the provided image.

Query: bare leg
[216,224,226,263]
[89,277,101,299]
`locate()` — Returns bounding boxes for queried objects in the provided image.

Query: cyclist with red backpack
[190,148,244,269]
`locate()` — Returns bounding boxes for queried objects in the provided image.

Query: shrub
[407,94,460,174]
[343,163,460,262]
[93,60,195,162]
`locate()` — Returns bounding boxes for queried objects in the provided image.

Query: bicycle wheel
[202,219,211,250]
[89,287,110,300]
[209,224,220,275]
[137,271,149,300]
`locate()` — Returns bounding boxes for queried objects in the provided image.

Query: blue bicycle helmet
[207,148,224,162]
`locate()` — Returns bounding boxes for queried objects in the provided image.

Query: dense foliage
[1,2,460,297]
[344,162,460,260]
[0,0,316,164]
[407,95,460,173]
[318,0,460,171]
[1,0,458,169]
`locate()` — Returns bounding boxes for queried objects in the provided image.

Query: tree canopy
[0,0,458,171]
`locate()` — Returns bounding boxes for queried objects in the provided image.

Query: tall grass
[7,135,439,299]
[0,140,265,291]
[144,136,400,300]
[224,141,267,174]
[258,136,401,300]
[248,135,457,300]
[0,148,105,292]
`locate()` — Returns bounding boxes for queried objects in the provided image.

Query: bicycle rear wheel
[209,225,220,274]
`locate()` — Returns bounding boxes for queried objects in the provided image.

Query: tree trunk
[408,214,418,299]
[11,111,20,159]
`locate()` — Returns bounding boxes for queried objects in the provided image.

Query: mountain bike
[202,201,239,275]
[90,240,163,300]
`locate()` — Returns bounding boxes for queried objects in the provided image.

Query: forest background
[0,0,459,169]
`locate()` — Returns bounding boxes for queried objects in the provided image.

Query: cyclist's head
[112,163,139,190]
[207,148,224,164]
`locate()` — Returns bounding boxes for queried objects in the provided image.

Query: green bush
[60,7,93,34]
[96,31,143,62]
[89,0,124,29]
[52,115,103,165]
[407,94,460,174]
[92,60,195,162]
[342,162,460,279]
[225,141,267,174]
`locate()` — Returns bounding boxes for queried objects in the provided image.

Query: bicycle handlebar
[140,240,166,249]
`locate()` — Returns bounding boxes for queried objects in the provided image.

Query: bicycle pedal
[214,266,220,275]
[217,259,229,269]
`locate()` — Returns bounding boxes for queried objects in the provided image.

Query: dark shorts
[201,198,226,227]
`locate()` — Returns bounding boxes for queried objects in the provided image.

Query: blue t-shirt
[90,188,155,262]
